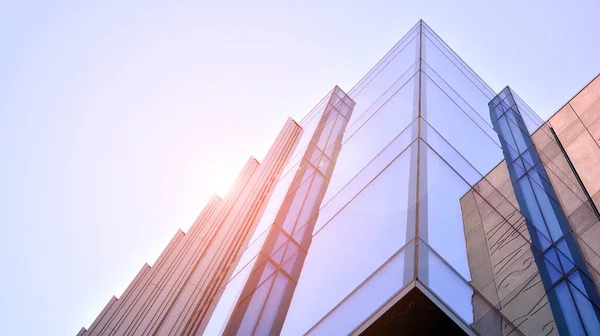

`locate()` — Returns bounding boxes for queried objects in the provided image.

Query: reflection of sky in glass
[209,20,546,333]
[7,2,598,334]
[282,143,415,335]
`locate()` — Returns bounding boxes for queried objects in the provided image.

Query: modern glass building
[78,21,600,335]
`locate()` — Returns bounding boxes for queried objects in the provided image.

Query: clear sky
[0,1,599,335]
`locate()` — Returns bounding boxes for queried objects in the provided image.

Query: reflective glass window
[280,143,415,334]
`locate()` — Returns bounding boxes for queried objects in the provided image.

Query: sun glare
[211,170,236,198]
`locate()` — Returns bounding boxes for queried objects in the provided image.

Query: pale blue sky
[0,1,599,335]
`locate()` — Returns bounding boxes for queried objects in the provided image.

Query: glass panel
[511,89,544,134]
[307,147,323,168]
[280,172,315,233]
[347,31,419,128]
[270,241,289,265]
[280,144,415,335]
[293,173,326,234]
[500,115,529,154]
[569,270,599,306]
[418,240,474,324]
[284,105,327,172]
[552,282,585,335]
[317,120,417,232]
[325,74,417,204]
[568,275,600,335]
[419,141,471,279]
[280,246,306,280]
[544,248,567,284]
[233,273,276,335]
[421,22,495,99]
[345,64,418,139]
[422,31,494,126]
[250,259,278,294]
[203,254,256,336]
[314,114,338,152]
[249,162,312,245]
[316,152,334,177]
[297,242,414,335]
[494,115,520,161]
[513,176,552,245]
[421,119,482,186]
[323,114,349,160]
[422,73,503,175]
[230,229,269,280]
[255,273,295,336]
[555,239,576,274]
[525,175,565,242]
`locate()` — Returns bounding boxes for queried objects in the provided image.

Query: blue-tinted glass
[526,175,565,242]
[489,95,502,111]
[570,270,600,310]
[514,177,552,243]
[506,115,530,153]
[504,109,531,140]
[494,116,520,161]
[511,158,527,180]
[553,282,586,335]
[556,240,576,274]
[502,92,516,107]
[528,167,561,208]
[520,149,541,170]
[493,98,512,117]
[498,88,511,101]
[525,219,553,251]
[568,276,600,335]
[496,133,519,167]
[543,248,567,284]
[489,101,505,121]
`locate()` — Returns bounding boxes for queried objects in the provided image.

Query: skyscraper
[78,20,600,335]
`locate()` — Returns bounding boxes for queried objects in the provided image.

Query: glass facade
[489,87,600,334]
[79,20,600,336]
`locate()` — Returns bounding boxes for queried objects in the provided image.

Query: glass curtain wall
[204,20,600,336]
